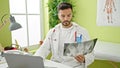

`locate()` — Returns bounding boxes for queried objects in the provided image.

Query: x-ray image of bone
[64,43,79,57]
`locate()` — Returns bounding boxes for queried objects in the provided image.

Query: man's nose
[64,16,69,20]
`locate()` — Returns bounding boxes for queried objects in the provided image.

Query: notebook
[3,53,57,68]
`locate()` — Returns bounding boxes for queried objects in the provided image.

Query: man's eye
[61,15,65,17]
[68,14,71,17]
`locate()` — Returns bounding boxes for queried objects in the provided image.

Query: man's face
[58,8,72,27]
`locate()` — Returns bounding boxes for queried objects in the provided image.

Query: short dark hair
[57,2,72,11]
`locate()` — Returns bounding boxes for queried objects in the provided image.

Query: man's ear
[58,13,60,18]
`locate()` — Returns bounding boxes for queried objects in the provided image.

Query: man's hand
[74,55,85,63]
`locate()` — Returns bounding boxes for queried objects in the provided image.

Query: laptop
[3,53,57,68]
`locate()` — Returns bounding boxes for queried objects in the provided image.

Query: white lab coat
[34,22,94,68]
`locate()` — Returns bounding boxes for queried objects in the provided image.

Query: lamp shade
[9,15,22,31]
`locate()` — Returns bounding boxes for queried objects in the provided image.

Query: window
[9,0,43,47]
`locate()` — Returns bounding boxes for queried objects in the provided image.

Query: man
[34,2,94,68]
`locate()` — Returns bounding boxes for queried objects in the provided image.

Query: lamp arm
[0,14,9,31]
[1,14,8,24]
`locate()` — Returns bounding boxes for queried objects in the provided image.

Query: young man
[34,2,94,68]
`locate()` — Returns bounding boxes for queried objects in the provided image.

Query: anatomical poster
[97,0,120,26]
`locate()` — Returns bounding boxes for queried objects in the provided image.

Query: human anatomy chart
[97,0,120,26]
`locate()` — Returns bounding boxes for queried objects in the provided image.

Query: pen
[79,34,82,43]
[75,31,77,42]
[76,34,82,43]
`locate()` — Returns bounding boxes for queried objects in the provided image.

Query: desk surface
[0,57,72,68]
[44,60,72,68]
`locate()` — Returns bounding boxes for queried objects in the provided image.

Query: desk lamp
[0,14,22,31]
[9,15,22,31]
[0,14,22,51]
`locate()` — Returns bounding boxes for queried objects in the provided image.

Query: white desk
[0,58,72,68]
[94,41,120,62]
[44,60,72,68]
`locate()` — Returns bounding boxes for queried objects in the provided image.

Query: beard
[62,20,71,26]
